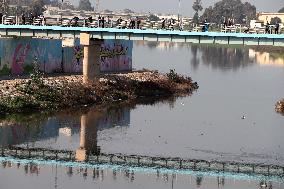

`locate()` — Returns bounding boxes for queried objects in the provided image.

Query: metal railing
[1,146,284,177]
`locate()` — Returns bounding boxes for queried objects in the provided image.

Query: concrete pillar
[75,108,105,161]
[80,33,103,84]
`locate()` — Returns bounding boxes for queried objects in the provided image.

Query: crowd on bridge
[0,11,283,34]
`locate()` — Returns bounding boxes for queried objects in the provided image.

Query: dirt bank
[0,70,198,114]
[276,99,284,115]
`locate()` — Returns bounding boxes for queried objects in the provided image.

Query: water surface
[1,42,284,189]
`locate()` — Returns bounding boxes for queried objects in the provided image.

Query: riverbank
[0,70,198,114]
[276,99,284,115]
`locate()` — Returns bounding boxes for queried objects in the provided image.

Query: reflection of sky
[127,42,284,166]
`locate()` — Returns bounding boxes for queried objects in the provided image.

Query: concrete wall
[0,38,133,76]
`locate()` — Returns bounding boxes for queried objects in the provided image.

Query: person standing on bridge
[265,21,270,34]
[98,15,101,27]
[0,12,3,24]
[130,18,135,29]
[117,17,122,26]
[136,17,141,29]
[21,14,26,25]
[88,16,93,26]
[161,18,166,29]
[106,16,111,27]
[275,22,280,34]
[102,17,105,28]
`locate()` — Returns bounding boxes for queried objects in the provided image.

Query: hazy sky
[69,0,284,16]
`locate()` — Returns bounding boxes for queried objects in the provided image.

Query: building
[257,12,284,24]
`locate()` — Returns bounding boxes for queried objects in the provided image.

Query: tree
[29,0,46,16]
[123,9,134,14]
[270,17,282,25]
[201,0,256,24]
[192,0,203,23]
[148,14,159,21]
[278,7,284,13]
[78,0,93,11]
[0,0,8,13]
[193,12,199,24]
[63,2,75,10]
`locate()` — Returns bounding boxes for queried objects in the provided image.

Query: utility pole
[60,0,63,25]
[95,0,100,13]
[178,0,181,22]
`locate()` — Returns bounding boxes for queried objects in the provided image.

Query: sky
[69,0,284,16]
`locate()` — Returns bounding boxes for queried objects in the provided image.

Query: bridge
[1,24,284,46]
[1,24,284,83]
[1,146,284,179]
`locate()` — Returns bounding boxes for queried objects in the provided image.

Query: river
[0,42,284,189]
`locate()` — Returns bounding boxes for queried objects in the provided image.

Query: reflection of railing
[1,146,284,177]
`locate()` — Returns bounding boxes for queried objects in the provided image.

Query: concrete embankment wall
[0,38,133,76]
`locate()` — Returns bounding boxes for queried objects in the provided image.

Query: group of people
[161,18,180,30]
[1,12,282,35]
[265,21,280,34]
[116,17,141,29]
[223,18,235,27]
[0,12,46,25]
[21,13,46,25]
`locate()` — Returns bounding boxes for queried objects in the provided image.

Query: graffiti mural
[12,43,31,75]
[0,38,62,76]
[100,40,133,72]
[0,38,133,76]
[63,39,133,73]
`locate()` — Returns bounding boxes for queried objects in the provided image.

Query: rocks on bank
[276,99,284,115]
[0,70,198,113]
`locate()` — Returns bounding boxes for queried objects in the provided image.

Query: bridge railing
[1,146,284,176]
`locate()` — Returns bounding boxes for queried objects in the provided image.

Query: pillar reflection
[75,108,104,161]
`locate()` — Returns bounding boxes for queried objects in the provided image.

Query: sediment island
[276,99,284,115]
[0,70,198,114]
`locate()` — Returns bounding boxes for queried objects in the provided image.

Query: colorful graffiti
[0,38,133,76]
[12,43,31,75]
[100,40,132,72]
[73,45,84,72]
[0,38,62,76]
